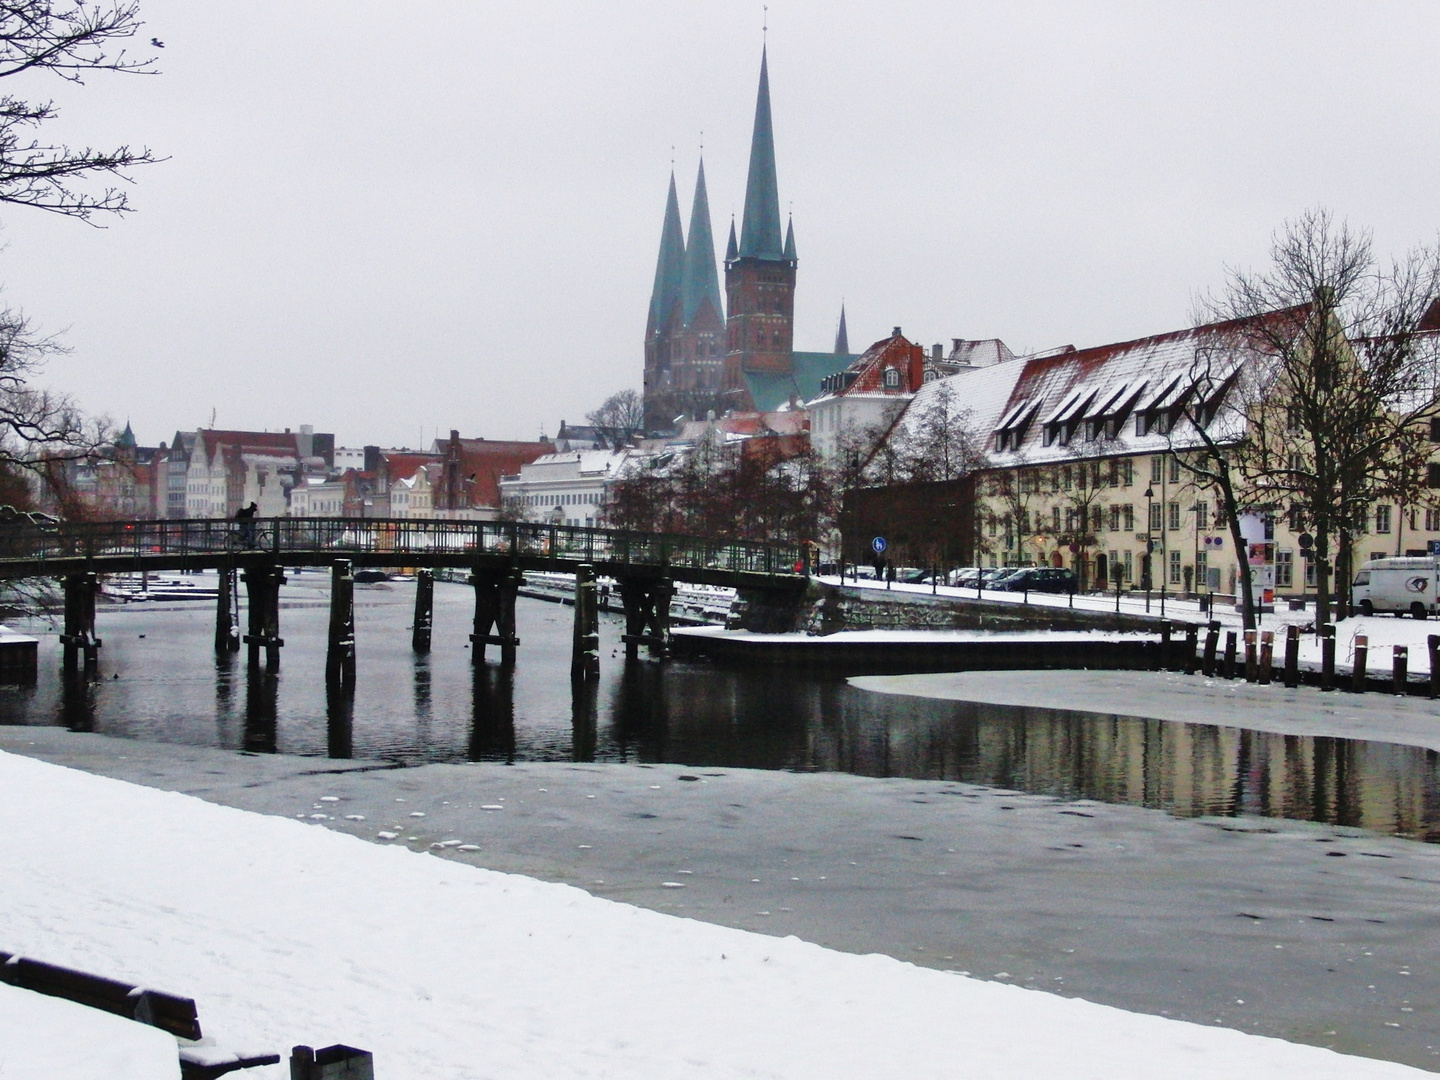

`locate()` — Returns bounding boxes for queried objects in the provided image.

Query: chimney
[892,326,902,338]
[932,343,943,361]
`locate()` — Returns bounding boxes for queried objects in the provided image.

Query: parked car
[991,567,1078,594]
[947,567,982,587]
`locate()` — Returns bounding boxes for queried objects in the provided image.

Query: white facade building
[499,450,632,526]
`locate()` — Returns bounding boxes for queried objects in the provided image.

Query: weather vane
[763,5,768,41]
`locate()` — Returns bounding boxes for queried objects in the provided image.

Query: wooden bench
[0,950,280,1079]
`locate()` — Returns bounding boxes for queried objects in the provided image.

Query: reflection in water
[4,589,1440,842]
[243,660,278,754]
[469,663,515,763]
[326,682,354,759]
[570,676,597,763]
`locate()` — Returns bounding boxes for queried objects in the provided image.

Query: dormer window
[883,367,901,390]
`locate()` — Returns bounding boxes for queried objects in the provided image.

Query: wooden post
[1222,631,1237,679]
[1183,624,1198,674]
[651,579,672,659]
[469,567,521,665]
[60,572,101,674]
[1351,634,1368,692]
[411,569,433,653]
[1159,621,1172,670]
[214,563,240,653]
[1320,624,1336,691]
[1393,645,1408,696]
[325,560,356,689]
[1283,624,1300,688]
[619,578,671,660]
[241,562,285,670]
[572,564,600,680]
[1257,630,1274,685]
[1429,634,1440,699]
[1202,620,1220,676]
[1243,629,1258,682]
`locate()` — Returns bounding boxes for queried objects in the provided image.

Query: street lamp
[1143,486,1154,613]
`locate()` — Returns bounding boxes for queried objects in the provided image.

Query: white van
[1351,557,1440,618]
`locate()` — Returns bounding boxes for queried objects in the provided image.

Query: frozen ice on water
[319,796,339,802]
[457,844,481,852]
[376,831,398,840]
[662,882,686,889]
[481,805,504,811]
[434,840,464,848]
[309,814,329,820]
[409,811,426,818]
[344,814,365,821]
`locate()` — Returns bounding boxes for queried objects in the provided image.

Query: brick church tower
[723,46,797,395]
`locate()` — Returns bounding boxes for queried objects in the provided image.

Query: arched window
[923,369,937,383]
[883,367,901,389]
[772,331,782,346]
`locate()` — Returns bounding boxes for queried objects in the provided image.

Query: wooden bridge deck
[0,518,809,591]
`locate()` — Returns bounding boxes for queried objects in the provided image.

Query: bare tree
[1197,209,1440,627]
[585,388,645,449]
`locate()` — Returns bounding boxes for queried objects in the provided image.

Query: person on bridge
[235,502,258,547]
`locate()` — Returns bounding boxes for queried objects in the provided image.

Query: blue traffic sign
[871,536,887,554]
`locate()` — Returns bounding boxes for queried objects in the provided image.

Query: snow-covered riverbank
[0,748,1430,1079]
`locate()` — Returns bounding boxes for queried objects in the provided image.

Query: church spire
[834,304,849,354]
[738,46,784,260]
[725,217,738,262]
[647,171,686,331]
[680,157,722,326]
[783,214,796,261]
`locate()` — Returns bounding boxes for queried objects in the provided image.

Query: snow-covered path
[0,749,1429,1079]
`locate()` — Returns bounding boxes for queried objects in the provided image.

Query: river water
[3,573,1439,841]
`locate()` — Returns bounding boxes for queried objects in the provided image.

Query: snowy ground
[817,575,1440,676]
[4,739,1440,1076]
[0,981,179,1080]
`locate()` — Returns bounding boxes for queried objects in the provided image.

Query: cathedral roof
[648,172,686,332]
[744,351,856,412]
[738,47,785,261]
[680,158,723,326]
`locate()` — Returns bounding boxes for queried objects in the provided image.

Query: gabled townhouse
[431,430,555,520]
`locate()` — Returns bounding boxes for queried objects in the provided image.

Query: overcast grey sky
[3,1,1438,449]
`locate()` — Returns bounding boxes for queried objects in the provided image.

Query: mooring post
[241,562,286,669]
[59,571,101,674]
[1202,620,1220,676]
[411,569,434,653]
[1430,634,1440,699]
[214,563,239,653]
[1393,645,1408,696]
[619,579,647,662]
[651,579,672,659]
[1351,634,1368,693]
[1257,630,1274,685]
[1283,624,1300,688]
[325,560,356,689]
[1183,624,1198,674]
[1320,624,1336,690]
[572,563,600,680]
[1222,630,1237,679]
[1159,622,1172,670]
[1243,629,1258,682]
[499,567,521,666]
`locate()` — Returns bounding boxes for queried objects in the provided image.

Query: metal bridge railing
[0,517,804,580]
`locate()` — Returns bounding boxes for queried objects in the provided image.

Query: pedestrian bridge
[0,517,807,588]
[0,518,809,679]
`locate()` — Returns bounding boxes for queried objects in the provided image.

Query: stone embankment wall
[729,583,1178,635]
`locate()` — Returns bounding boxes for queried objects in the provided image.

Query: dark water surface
[4,576,1440,841]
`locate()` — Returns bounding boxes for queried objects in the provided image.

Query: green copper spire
[648,172,686,331]
[738,47,784,260]
[834,304,849,354]
[783,215,796,261]
[116,420,137,449]
[680,158,723,325]
[725,217,738,262]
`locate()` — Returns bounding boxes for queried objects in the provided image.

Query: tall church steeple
[834,304,849,354]
[680,157,722,327]
[723,45,798,396]
[739,46,784,260]
[643,171,687,424]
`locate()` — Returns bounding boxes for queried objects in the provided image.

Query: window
[1427,507,1440,532]
[1122,459,1134,486]
[883,367,901,389]
[1123,504,1135,531]
[1431,416,1440,442]
[1109,505,1122,532]
[1287,406,1303,433]
[1061,467,1072,491]
[1052,506,1061,531]
[1429,463,1440,488]
[1169,550,1182,585]
[1151,456,1163,483]
[1107,460,1120,488]
[1197,549,1208,585]
[1167,502,1181,532]
[1195,500,1210,530]
[1287,504,1303,532]
[1375,504,1392,534]
[1169,456,1180,484]
[1276,548,1294,587]
[1149,502,1163,531]
[1123,550,1133,582]
[1065,507,1076,532]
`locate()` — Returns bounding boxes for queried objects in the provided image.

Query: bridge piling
[619,577,672,660]
[59,572,100,674]
[469,567,521,665]
[241,562,286,670]
[325,560,356,689]
[572,563,600,679]
[214,563,240,653]
[411,569,434,653]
